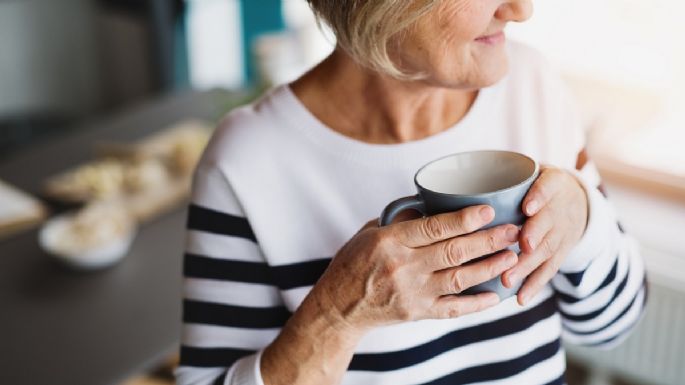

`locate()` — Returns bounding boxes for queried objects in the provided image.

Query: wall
[0,0,101,119]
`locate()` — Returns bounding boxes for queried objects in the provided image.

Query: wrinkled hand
[502,166,589,305]
[311,205,521,333]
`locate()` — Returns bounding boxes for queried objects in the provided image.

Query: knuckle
[443,241,466,266]
[380,255,401,278]
[540,237,554,258]
[462,238,478,260]
[488,258,503,277]
[486,231,499,251]
[451,270,466,293]
[454,210,471,232]
[445,304,462,318]
[370,230,396,253]
[421,216,447,241]
[368,237,387,258]
[546,258,563,276]
[462,209,484,233]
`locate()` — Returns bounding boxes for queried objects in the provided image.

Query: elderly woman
[176,1,647,384]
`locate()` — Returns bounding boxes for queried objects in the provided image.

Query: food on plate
[39,202,136,269]
[53,203,132,253]
[124,158,169,193]
[46,159,126,201]
[169,129,210,176]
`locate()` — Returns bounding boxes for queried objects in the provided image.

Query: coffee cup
[379,150,539,299]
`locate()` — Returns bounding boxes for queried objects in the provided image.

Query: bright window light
[508,0,685,177]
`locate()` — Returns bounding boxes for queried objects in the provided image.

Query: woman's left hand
[502,166,589,305]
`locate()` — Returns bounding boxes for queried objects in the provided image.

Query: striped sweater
[175,43,647,385]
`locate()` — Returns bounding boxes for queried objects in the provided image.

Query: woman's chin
[428,64,509,90]
[464,58,510,89]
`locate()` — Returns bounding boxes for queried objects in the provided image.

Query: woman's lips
[475,31,505,45]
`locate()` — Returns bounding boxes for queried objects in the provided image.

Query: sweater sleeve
[551,153,648,349]
[175,165,284,385]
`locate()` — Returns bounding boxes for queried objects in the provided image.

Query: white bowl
[39,214,137,270]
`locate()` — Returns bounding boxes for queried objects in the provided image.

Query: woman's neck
[290,49,477,144]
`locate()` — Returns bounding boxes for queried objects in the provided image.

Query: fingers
[522,167,562,217]
[501,223,560,289]
[518,205,554,254]
[516,257,562,306]
[428,292,501,319]
[393,205,495,248]
[433,250,518,295]
[419,224,519,270]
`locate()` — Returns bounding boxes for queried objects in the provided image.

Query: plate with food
[39,202,137,270]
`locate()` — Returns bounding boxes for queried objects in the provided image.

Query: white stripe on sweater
[185,230,263,262]
[182,324,280,349]
[562,287,646,346]
[184,278,283,308]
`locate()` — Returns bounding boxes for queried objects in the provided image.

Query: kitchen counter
[0,88,245,385]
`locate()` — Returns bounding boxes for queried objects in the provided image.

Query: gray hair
[306,0,439,79]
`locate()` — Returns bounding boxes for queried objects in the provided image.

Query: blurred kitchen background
[0,1,683,385]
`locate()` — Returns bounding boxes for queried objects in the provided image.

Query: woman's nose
[496,0,534,23]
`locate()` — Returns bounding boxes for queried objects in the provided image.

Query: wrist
[566,169,590,235]
[261,289,366,385]
[298,286,369,343]
[559,170,617,272]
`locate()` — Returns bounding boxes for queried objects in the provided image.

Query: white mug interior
[415,151,537,195]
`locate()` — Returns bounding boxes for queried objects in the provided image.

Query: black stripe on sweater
[348,295,557,371]
[542,374,566,385]
[270,258,331,289]
[184,253,273,284]
[187,204,257,241]
[421,338,561,385]
[211,372,227,385]
[177,296,558,370]
[556,257,619,304]
[563,279,646,336]
[184,253,331,290]
[559,262,630,322]
[562,269,585,287]
[180,346,255,368]
[183,299,291,328]
[182,342,564,385]
[588,281,648,346]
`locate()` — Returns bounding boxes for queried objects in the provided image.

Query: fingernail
[480,206,494,221]
[526,201,538,215]
[505,227,519,242]
[487,295,501,306]
[504,252,518,267]
[527,237,536,250]
[519,292,530,306]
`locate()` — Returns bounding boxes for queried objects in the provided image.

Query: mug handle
[379,195,427,227]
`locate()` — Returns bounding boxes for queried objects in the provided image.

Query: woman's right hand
[261,205,520,385]
[312,205,520,333]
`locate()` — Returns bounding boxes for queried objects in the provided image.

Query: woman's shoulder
[198,86,293,170]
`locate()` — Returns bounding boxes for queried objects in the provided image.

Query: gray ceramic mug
[379,150,539,299]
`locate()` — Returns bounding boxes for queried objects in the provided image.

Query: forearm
[553,170,647,347]
[261,290,366,385]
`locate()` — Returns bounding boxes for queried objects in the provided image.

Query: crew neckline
[268,82,496,168]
